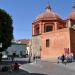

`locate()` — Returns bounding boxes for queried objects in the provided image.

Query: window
[36,27,39,34]
[46,26,53,32]
[46,39,49,47]
[35,27,39,35]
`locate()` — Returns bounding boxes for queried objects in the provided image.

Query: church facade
[32,4,75,59]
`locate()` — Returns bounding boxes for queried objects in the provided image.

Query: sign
[64,48,69,54]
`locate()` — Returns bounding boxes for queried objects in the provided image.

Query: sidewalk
[20,59,75,74]
[55,61,75,71]
[42,58,75,71]
[19,61,46,74]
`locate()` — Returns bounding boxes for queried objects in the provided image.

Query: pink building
[32,4,75,59]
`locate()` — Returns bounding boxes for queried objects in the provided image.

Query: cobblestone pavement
[20,60,75,75]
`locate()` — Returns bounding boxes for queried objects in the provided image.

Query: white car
[2,55,8,59]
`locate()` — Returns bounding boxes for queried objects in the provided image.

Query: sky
[0,0,74,40]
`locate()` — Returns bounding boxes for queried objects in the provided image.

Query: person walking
[61,54,65,63]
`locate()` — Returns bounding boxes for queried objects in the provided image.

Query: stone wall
[41,28,70,59]
[32,35,41,57]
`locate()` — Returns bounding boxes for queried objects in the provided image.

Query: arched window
[46,26,53,32]
[34,27,39,35]
[36,27,39,35]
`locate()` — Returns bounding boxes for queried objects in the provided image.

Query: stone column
[39,22,42,34]
[42,22,45,33]
[54,22,58,30]
[67,20,71,28]
[32,25,35,35]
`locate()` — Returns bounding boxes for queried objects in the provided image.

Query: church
[32,4,75,59]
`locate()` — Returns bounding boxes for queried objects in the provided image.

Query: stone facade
[32,35,41,57]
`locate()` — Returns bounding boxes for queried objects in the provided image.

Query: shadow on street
[0,69,47,75]
[0,58,28,65]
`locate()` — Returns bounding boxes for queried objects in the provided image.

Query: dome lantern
[45,3,51,11]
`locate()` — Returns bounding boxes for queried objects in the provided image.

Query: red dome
[68,10,75,20]
[34,4,61,22]
[35,11,61,21]
[67,6,75,20]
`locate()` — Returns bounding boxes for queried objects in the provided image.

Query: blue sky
[0,0,74,40]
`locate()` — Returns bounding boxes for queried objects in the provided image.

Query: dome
[34,4,61,22]
[67,5,75,20]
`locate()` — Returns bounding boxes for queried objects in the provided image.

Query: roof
[34,4,62,22]
[67,5,75,20]
[16,39,31,45]
[68,10,75,20]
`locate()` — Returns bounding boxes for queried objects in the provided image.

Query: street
[20,60,75,75]
[1,59,75,75]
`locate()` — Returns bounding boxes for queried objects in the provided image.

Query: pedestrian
[57,56,60,63]
[61,54,65,63]
[13,63,19,71]
[11,55,14,62]
[33,55,35,61]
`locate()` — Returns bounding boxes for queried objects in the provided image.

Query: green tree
[0,9,13,61]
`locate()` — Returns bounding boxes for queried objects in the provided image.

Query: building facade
[32,4,75,59]
[6,43,27,57]
[16,39,31,56]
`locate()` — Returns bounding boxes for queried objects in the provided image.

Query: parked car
[2,55,8,60]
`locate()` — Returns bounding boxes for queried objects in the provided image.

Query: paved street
[0,58,45,75]
[20,60,75,75]
[1,59,75,75]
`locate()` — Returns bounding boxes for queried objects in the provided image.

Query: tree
[0,9,13,51]
[0,9,13,61]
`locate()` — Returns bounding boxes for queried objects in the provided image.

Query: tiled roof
[34,4,61,22]
[16,39,31,45]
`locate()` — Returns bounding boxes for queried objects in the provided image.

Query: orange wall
[41,28,70,59]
